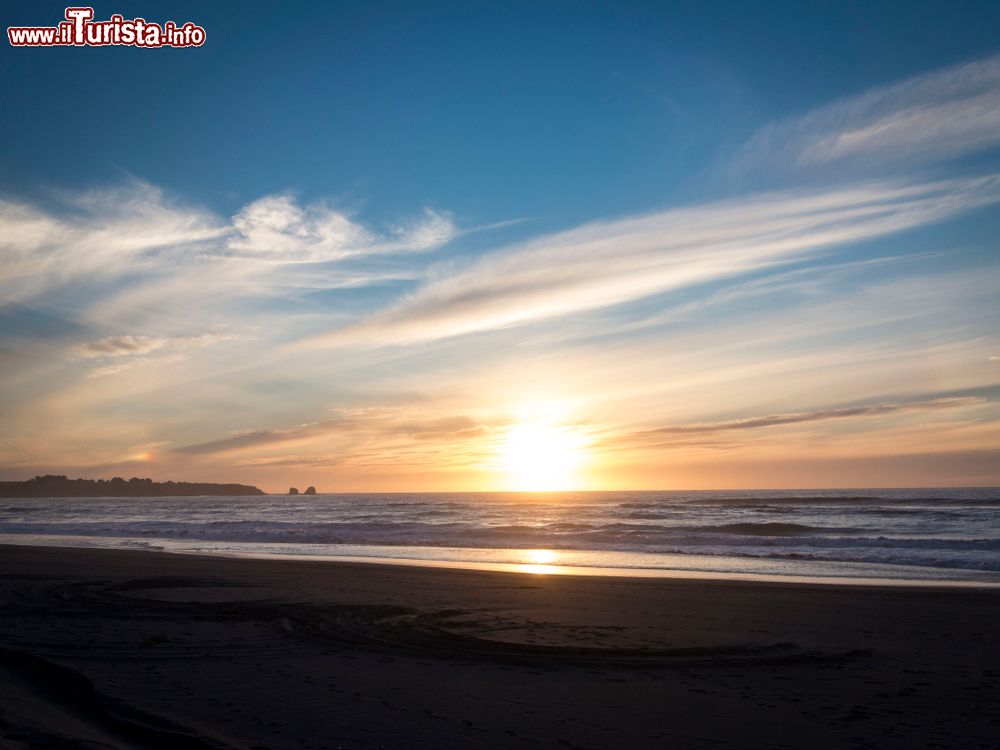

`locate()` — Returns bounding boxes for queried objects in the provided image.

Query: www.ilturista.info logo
[8,7,206,48]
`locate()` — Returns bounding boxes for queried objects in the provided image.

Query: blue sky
[1,1,999,490]
[5,1,1000,221]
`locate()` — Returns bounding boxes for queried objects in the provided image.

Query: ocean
[2,488,999,584]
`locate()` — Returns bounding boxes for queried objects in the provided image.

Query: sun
[499,421,587,491]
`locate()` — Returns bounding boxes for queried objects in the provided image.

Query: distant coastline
[0,475,265,498]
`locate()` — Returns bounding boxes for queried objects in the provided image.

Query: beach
[1,543,999,749]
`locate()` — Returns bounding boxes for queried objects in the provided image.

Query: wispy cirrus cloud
[173,410,486,457]
[71,334,167,359]
[740,53,1000,170]
[70,333,232,359]
[304,175,1000,347]
[0,181,459,308]
[69,332,237,378]
[636,396,986,438]
[228,196,456,262]
[0,182,225,301]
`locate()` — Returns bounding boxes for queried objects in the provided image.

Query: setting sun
[499,421,587,491]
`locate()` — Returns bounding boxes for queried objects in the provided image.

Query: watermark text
[8,7,206,48]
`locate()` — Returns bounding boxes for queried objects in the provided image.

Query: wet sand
[1,543,998,749]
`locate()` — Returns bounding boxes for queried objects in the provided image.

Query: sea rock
[304,486,317,495]
[288,487,299,495]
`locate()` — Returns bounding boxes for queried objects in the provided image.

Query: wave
[4,489,1000,575]
[690,522,861,536]
[5,519,999,549]
[621,496,1000,509]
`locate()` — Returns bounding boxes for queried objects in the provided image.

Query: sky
[1,0,999,492]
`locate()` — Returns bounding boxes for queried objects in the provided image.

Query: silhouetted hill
[0,475,265,498]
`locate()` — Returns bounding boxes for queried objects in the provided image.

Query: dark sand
[1,544,998,749]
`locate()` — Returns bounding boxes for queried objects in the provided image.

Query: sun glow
[525,548,558,564]
[518,549,560,574]
[499,421,587,491]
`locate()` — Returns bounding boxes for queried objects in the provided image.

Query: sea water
[2,489,999,584]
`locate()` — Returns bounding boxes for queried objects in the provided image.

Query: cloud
[303,175,1000,347]
[173,411,485,456]
[741,53,1000,170]
[71,335,169,359]
[71,332,232,359]
[386,209,459,253]
[228,197,457,262]
[86,360,147,379]
[68,332,237,379]
[227,195,368,261]
[0,182,459,310]
[392,415,480,436]
[608,251,944,337]
[173,427,320,456]
[0,182,225,301]
[635,396,986,439]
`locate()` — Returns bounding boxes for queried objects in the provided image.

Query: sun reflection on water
[526,549,557,564]
[519,548,558,574]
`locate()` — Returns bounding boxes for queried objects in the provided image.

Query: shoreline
[196,549,1000,589]
[3,535,999,589]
